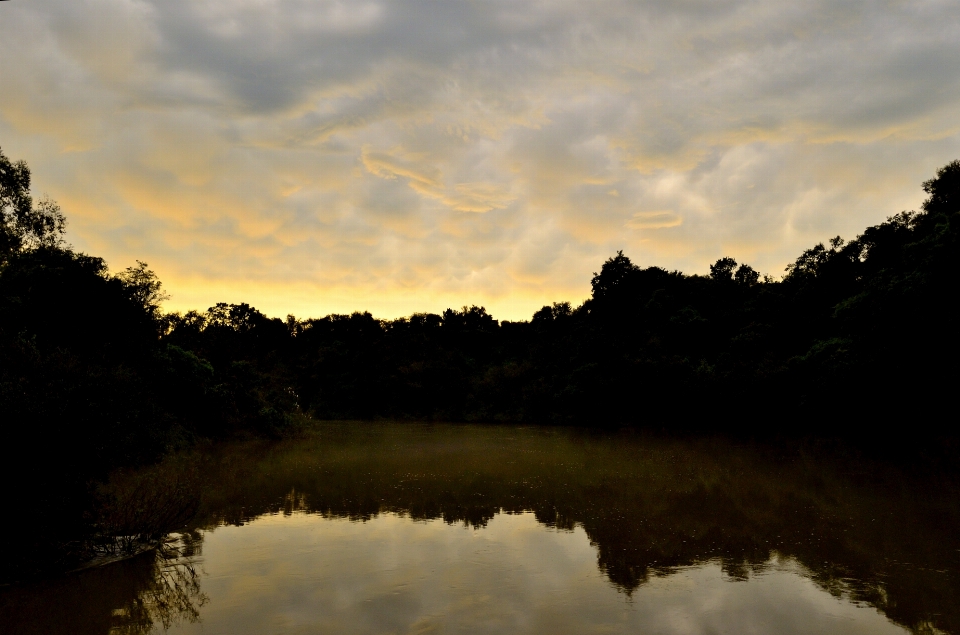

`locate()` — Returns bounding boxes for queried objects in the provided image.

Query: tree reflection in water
[2,424,958,635]
[188,425,960,634]
[0,533,206,635]
[110,535,207,635]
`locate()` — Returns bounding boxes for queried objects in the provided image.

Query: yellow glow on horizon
[161,274,592,322]
[1,0,956,319]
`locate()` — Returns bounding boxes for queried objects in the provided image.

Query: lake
[2,424,958,634]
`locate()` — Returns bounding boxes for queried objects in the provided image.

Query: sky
[2,0,959,321]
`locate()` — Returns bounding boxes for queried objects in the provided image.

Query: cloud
[626,211,683,230]
[444,182,517,214]
[362,147,516,213]
[361,147,443,195]
[1,0,959,319]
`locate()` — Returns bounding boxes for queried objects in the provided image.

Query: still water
[2,424,958,634]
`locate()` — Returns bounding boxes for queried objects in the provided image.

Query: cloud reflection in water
[167,511,905,635]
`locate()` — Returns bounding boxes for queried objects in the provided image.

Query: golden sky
[2,0,959,320]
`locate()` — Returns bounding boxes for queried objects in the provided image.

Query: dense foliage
[159,159,960,429]
[5,150,960,446]
[1,146,958,576]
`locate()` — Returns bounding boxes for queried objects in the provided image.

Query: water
[2,424,958,634]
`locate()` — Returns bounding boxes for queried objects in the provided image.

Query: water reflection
[167,512,907,635]
[2,424,958,634]
[0,534,206,635]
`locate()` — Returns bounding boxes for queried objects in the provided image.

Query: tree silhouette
[3,148,960,579]
[710,257,737,281]
[0,146,65,259]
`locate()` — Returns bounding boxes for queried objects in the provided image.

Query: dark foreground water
[2,424,959,634]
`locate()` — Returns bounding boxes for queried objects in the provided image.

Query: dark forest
[2,147,959,578]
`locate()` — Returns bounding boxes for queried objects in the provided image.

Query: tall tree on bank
[0,147,65,259]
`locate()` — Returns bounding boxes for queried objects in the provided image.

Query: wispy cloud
[1,0,958,319]
[627,212,683,231]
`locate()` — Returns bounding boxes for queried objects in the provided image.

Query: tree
[710,257,737,281]
[591,251,638,300]
[0,147,65,259]
[117,260,169,319]
[734,264,759,286]
[921,159,960,217]
[532,302,572,324]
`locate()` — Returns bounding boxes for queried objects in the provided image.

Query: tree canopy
[3,148,960,578]
[0,147,65,259]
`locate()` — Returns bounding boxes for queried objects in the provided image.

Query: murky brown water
[2,424,958,634]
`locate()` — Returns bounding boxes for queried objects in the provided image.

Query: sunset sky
[2,0,959,320]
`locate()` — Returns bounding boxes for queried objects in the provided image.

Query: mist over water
[2,424,957,634]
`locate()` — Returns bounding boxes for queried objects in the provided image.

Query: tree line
[163,160,959,430]
[2,146,958,575]
[4,148,960,453]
